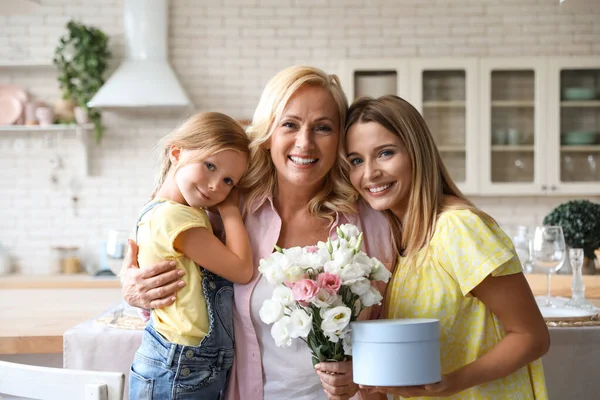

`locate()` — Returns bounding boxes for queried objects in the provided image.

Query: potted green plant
[53,20,111,143]
[543,200,600,274]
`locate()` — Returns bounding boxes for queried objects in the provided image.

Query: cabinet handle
[541,185,547,190]
[551,185,557,191]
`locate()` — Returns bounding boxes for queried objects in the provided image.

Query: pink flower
[305,245,319,254]
[292,279,319,302]
[317,272,342,294]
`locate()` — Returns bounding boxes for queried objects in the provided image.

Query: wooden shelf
[561,100,600,107]
[560,145,600,152]
[437,145,466,152]
[423,101,466,108]
[491,101,534,107]
[0,60,54,69]
[0,124,94,176]
[491,145,535,152]
[0,274,120,290]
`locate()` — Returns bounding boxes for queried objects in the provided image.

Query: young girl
[129,112,253,399]
[344,96,550,400]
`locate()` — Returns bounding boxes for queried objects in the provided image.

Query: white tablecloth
[63,304,600,400]
[63,303,143,400]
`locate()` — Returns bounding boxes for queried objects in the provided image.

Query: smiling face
[173,148,248,208]
[266,84,340,193]
[346,121,413,218]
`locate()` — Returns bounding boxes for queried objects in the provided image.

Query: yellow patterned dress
[384,209,548,400]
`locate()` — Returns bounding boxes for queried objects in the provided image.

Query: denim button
[185,350,194,359]
[181,367,191,377]
[209,281,216,290]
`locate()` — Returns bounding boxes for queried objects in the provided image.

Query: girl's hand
[360,374,460,398]
[217,188,239,213]
[121,239,186,309]
[315,361,359,400]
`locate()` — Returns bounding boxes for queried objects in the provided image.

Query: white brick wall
[1,0,599,273]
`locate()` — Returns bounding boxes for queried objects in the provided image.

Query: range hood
[88,0,192,108]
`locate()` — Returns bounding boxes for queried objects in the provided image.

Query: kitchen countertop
[1,273,599,356]
[0,288,122,354]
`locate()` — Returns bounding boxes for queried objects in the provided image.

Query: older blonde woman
[121,66,394,400]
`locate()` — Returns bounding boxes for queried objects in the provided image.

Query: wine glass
[532,225,566,307]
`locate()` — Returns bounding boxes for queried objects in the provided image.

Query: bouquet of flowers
[258,224,392,365]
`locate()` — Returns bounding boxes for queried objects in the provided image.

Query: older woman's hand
[315,361,359,400]
[121,239,186,309]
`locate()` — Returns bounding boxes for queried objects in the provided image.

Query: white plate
[539,306,596,319]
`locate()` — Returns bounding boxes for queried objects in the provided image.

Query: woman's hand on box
[315,360,359,400]
[360,373,460,398]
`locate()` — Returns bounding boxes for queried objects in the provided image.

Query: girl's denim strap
[135,200,165,242]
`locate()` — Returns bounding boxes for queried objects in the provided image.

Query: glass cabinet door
[410,59,478,194]
[340,60,410,103]
[479,59,547,195]
[550,61,600,194]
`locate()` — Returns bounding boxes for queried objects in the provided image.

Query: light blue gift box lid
[351,319,441,386]
[351,318,440,343]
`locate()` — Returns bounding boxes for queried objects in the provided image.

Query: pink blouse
[224,196,393,400]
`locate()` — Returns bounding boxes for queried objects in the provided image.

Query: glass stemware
[532,225,566,307]
[564,248,597,312]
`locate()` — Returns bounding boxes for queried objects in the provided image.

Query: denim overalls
[129,201,235,399]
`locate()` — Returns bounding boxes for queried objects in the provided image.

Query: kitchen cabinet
[340,56,600,196]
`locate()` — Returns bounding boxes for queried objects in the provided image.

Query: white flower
[370,258,392,283]
[283,265,306,283]
[272,285,294,307]
[259,299,284,324]
[324,246,354,276]
[288,308,312,338]
[353,253,374,275]
[339,262,368,284]
[342,331,352,356]
[360,286,383,307]
[258,253,286,285]
[311,288,338,308]
[271,316,293,347]
[320,306,352,341]
[349,278,371,296]
[338,224,360,239]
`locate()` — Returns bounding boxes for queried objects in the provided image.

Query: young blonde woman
[121,66,394,400]
[344,95,549,400]
[129,112,253,399]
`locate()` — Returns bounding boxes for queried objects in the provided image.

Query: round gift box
[351,319,441,386]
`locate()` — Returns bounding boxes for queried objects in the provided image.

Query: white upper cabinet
[478,58,548,195]
[339,59,411,103]
[547,57,600,195]
[409,58,479,194]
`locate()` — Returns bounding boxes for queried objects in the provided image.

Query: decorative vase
[53,98,76,122]
[74,106,89,124]
[583,256,596,275]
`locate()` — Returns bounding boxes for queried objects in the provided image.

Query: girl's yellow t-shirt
[384,209,548,400]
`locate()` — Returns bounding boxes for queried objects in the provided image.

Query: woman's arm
[121,240,186,309]
[175,191,253,284]
[449,272,549,391]
[363,272,549,397]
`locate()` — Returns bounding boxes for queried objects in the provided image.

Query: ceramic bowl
[561,131,597,145]
[351,319,441,386]
[562,87,596,101]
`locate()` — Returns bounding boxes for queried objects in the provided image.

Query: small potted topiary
[543,200,600,275]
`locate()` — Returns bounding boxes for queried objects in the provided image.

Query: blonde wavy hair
[243,65,357,222]
[345,95,493,260]
[151,112,250,199]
